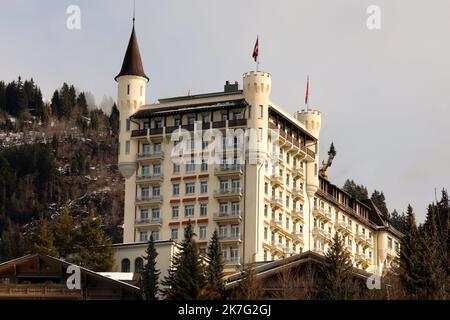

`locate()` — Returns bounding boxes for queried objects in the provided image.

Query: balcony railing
[135,218,163,225]
[224,256,242,265]
[136,195,163,203]
[214,164,243,174]
[269,174,283,185]
[137,151,164,160]
[0,284,82,298]
[313,206,332,220]
[214,188,243,197]
[228,119,247,127]
[270,196,284,207]
[219,233,242,241]
[213,212,242,220]
[136,173,163,181]
[270,219,283,229]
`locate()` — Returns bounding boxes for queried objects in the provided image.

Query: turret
[115,22,149,178]
[295,109,321,197]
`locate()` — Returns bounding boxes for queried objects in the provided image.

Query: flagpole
[256,35,259,72]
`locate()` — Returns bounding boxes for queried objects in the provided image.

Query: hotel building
[113,23,402,274]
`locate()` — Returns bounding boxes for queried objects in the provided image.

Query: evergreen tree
[0,81,6,111]
[51,90,62,118]
[389,209,408,234]
[321,233,356,299]
[109,103,120,136]
[161,222,205,299]
[76,92,88,116]
[71,210,114,271]
[204,230,225,298]
[141,234,160,300]
[53,207,76,258]
[371,190,389,217]
[342,179,368,200]
[26,218,58,257]
[400,205,422,299]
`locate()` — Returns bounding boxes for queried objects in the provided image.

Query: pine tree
[70,210,114,271]
[26,218,58,257]
[141,234,160,300]
[51,90,62,118]
[321,233,356,299]
[109,103,120,136]
[400,205,422,299]
[204,230,225,298]
[53,207,76,258]
[342,179,368,200]
[76,92,88,116]
[161,222,205,299]
[371,190,389,217]
[389,209,408,234]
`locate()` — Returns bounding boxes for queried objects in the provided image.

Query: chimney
[224,81,239,92]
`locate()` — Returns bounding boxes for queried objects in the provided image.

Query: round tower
[295,109,322,197]
[115,23,149,179]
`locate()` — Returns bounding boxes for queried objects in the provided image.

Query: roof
[0,254,140,292]
[115,25,148,81]
[131,99,247,119]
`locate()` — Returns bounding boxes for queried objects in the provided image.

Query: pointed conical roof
[115,25,149,82]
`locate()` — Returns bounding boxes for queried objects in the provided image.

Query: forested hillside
[0,77,122,266]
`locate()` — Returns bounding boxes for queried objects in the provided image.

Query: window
[151,208,160,220]
[220,180,229,191]
[201,159,208,171]
[121,259,130,272]
[231,247,239,259]
[222,249,228,259]
[142,143,150,155]
[278,235,282,245]
[231,202,240,215]
[219,225,227,238]
[152,231,160,241]
[126,119,131,131]
[127,84,130,95]
[395,241,400,253]
[221,113,228,121]
[388,237,393,249]
[286,217,290,230]
[259,105,263,119]
[154,142,162,152]
[188,116,196,125]
[202,140,209,150]
[232,179,240,192]
[199,226,207,240]
[135,258,144,273]
[140,85,143,97]
[141,186,149,199]
[202,114,210,123]
[185,205,195,217]
[140,208,148,221]
[286,174,290,185]
[264,183,268,194]
[264,250,268,261]
[125,141,130,154]
[231,224,240,239]
[219,202,228,214]
[264,205,268,217]
[140,232,148,242]
[200,203,207,216]
[152,186,160,196]
[200,181,208,193]
[185,182,195,194]
[285,196,289,207]
[173,163,180,174]
[264,227,268,240]
[174,118,181,126]
[186,162,195,172]
[172,206,179,219]
[171,228,178,240]
[142,165,150,177]
[173,184,180,196]
[153,163,161,175]
[155,120,162,129]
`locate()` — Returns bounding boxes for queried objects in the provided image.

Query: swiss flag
[252,37,259,62]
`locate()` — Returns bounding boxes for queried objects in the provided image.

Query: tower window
[126,119,131,131]
[140,86,143,97]
[259,105,263,119]
[125,141,130,154]
[127,84,130,95]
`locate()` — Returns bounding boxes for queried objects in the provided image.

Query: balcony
[293,232,304,244]
[270,219,283,230]
[355,253,372,266]
[214,164,243,176]
[228,119,248,128]
[219,233,242,243]
[292,165,305,177]
[313,206,332,221]
[224,256,242,265]
[131,128,163,138]
[292,210,304,222]
[135,195,163,205]
[270,196,284,209]
[0,284,82,299]
[270,241,285,253]
[137,151,164,161]
[355,233,373,248]
[213,211,242,222]
[336,220,353,234]
[291,187,304,200]
[269,174,283,186]
[312,227,332,243]
[213,188,243,200]
[135,217,163,227]
[136,173,164,183]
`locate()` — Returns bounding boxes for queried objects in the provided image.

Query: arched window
[121,258,130,272]
[135,257,144,273]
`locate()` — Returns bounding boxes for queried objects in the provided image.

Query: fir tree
[161,221,205,299]
[109,103,120,136]
[53,207,76,258]
[342,179,368,200]
[70,210,114,271]
[321,233,356,299]
[26,217,58,257]
[400,205,422,299]
[371,190,389,217]
[204,230,225,298]
[141,234,160,300]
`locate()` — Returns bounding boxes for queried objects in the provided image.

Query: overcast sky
[1,0,449,221]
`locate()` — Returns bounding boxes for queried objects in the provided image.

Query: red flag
[305,76,309,106]
[252,37,259,62]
